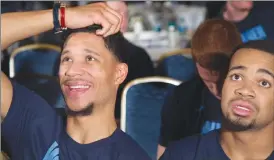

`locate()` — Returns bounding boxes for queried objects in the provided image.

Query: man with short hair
[157,19,243,158]
[52,1,155,119]
[160,40,274,160]
[1,2,150,159]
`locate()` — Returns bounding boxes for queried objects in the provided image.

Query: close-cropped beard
[65,103,94,117]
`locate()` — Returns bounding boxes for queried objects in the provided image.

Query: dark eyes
[259,80,271,88]
[61,57,72,62]
[61,55,96,63]
[230,74,271,88]
[86,55,95,61]
[230,74,242,81]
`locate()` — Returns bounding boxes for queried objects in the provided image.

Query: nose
[234,83,256,99]
[65,63,85,77]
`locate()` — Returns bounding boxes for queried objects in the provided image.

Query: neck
[223,3,250,22]
[220,122,274,160]
[66,103,117,144]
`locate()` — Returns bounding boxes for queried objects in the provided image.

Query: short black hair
[61,24,128,64]
[217,40,274,93]
[52,25,128,76]
[232,40,274,56]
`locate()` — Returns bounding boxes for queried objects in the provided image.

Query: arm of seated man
[1,73,12,119]
[1,72,60,157]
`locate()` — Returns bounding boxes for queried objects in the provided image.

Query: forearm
[1,72,12,119]
[1,9,54,50]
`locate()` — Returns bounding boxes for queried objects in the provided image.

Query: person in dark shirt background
[157,19,243,158]
[205,1,274,42]
[222,1,274,42]
[1,2,150,160]
[106,1,155,119]
[160,40,274,160]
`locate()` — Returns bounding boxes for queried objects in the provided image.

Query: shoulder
[171,130,219,149]
[125,39,147,53]
[1,81,62,158]
[10,81,54,112]
[112,129,151,160]
[253,1,274,11]
[160,76,205,129]
[162,76,204,111]
[177,75,204,91]
[3,80,59,125]
[124,39,151,60]
[173,76,204,98]
[162,130,219,159]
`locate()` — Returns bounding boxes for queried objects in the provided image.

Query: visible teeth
[70,85,89,89]
[236,105,250,111]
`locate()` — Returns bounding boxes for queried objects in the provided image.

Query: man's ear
[114,63,128,85]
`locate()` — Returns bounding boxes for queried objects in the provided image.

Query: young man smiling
[1,2,150,160]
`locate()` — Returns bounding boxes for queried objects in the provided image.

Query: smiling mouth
[63,80,93,98]
[69,85,90,89]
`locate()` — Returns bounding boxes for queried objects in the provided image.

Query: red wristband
[60,5,67,30]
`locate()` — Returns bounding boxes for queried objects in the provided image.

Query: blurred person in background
[106,1,155,119]
[157,19,242,159]
[222,1,274,42]
[205,1,274,42]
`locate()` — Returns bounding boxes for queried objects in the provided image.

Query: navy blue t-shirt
[200,88,222,134]
[160,130,274,160]
[1,82,151,160]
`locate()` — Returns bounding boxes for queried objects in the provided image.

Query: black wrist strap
[53,2,62,34]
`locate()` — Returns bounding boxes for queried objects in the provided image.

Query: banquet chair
[156,48,196,81]
[9,43,65,108]
[120,76,182,159]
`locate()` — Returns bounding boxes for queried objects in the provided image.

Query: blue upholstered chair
[9,43,61,78]
[156,48,196,81]
[9,44,65,108]
[120,76,182,159]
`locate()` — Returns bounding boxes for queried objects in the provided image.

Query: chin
[65,102,94,116]
[67,105,86,112]
[231,117,253,126]
[224,113,256,131]
[65,100,89,110]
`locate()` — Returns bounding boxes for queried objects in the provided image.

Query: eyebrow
[229,65,274,79]
[61,48,100,57]
[229,65,247,72]
[83,49,100,57]
[257,68,274,79]
[61,50,69,55]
